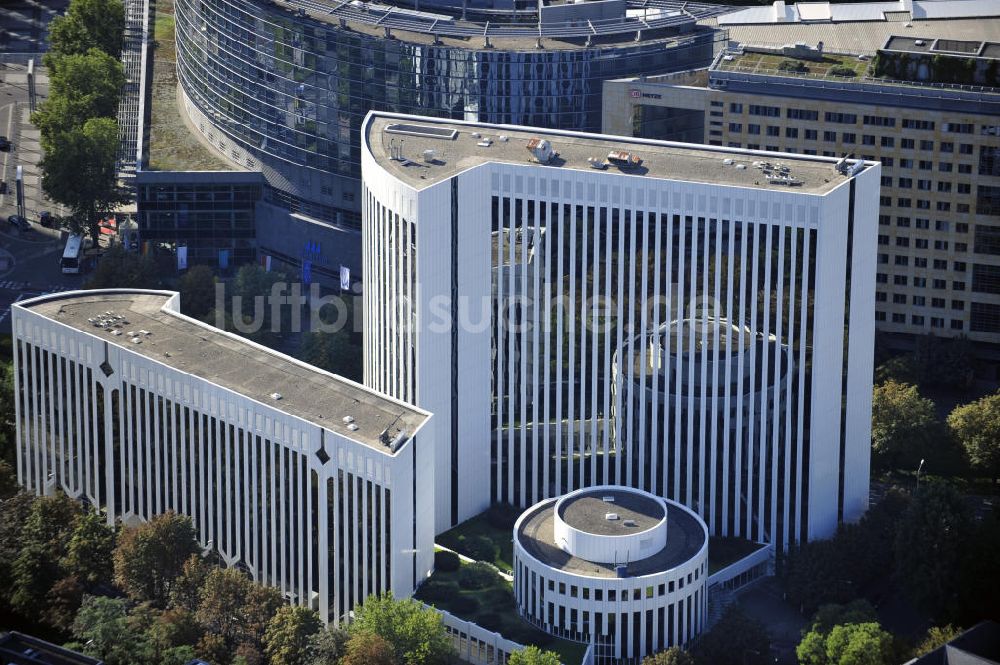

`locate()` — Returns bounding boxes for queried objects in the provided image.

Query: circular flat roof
[556,488,665,537]
[517,496,707,578]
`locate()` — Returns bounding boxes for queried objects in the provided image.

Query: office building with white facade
[12,289,433,625]
[361,112,880,549]
[514,486,709,662]
[602,2,1000,360]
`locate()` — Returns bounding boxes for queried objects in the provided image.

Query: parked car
[7,214,29,230]
[0,136,11,151]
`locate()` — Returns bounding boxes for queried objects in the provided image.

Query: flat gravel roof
[557,488,664,536]
[518,499,706,578]
[367,114,852,194]
[21,291,429,452]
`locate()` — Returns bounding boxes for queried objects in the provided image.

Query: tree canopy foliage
[46,0,126,62]
[894,482,972,619]
[948,391,1000,483]
[348,592,456,665]
[34,49,125,139]
[796,602,895,665]
[642,646,696,665]
[509,646,562,665]
[113,511,201,606]
[690,605,770,665]
[38,117,126,246]
[871,380,949,473]
[36,0,127,246]
[178,265,219,320]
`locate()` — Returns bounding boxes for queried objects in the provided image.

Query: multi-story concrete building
[514,486,709,662]
[12,289,433,624]
[602,2,1000,360]
[361,112,879,549]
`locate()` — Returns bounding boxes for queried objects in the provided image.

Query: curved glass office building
[173,0,726,227]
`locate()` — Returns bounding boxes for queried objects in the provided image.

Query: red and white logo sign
[630,89,641,98]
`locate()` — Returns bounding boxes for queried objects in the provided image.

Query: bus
[61,234,83,274]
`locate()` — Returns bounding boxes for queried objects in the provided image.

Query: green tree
[0,459,18,499]
[10,492,82,616]
[113,511,201,606]
[0,492,34,608]
[871,381,939,472]
[85,244,163,290]
[64,510,116,587]
[161,646,198,665]
[146,606,203,654]
[509,645,562,665]
[895,482,972,618]
[38,117,126,247]
[797,601,881,665]
[226,264,290,348]
[948,391,1000,483]
[71,595,136,665]
[691,605,770,665]
[297,330,362,381]
[349,592,456,665]
[806,600,878,635]
[642,647,694,665]
[824,623,894,665]
[46,0,126,61]
[167,553,211,612]
[264,605,323,665]
[195,567,284,659]
[179,265,219,320]
[911,625,962,658]
[48,574,86,630]
[33,49,124,139]
[340,632,397,665]
[782,538,853,614]
[305,627,349,665]
[0,363,16,466]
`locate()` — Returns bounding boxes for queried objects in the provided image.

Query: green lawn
[416,565,588,664]
[437,510,516,572]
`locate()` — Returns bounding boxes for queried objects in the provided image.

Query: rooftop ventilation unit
[602,495,616,502]
[615,565,628,578]
[389,430,409,453]
[605,512,620,521]
[347,423,360,431]
[270,392,282,400]
[623,519,638,527]
[342,415,355,424]
[527,137,554,164]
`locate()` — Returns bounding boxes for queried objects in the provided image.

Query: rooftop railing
[280,0,731,42]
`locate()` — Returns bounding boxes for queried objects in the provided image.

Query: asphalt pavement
[0,54,83,335]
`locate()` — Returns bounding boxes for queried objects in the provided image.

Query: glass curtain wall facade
[174,0,723,224]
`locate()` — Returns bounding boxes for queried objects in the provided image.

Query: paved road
[0,1,69,53]
[0,57,84,335]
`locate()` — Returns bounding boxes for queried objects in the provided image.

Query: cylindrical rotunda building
[514,485,709,663]
[611,317,791,535]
